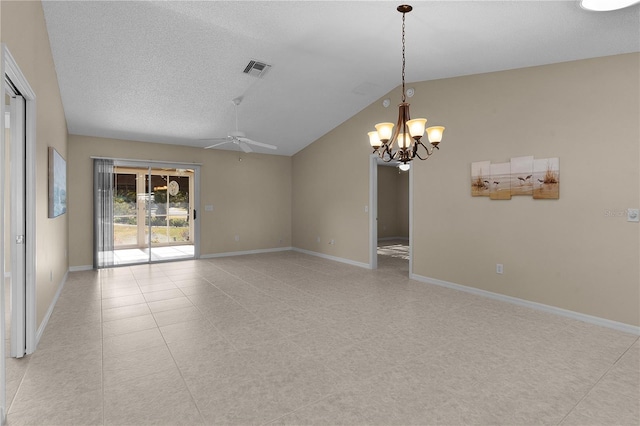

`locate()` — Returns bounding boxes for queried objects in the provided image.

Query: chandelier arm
[413,151,430,161]
[413,141,434,160]
[381,144,394,162]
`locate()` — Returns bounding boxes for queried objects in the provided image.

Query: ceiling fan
[202,97,277,153]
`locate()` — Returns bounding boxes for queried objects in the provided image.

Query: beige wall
[377,165,409,239]
[412,54,639,327]
[293,53,639,327]
[68,135,292,268]
[292,112,372,263]
[1,1,69,327]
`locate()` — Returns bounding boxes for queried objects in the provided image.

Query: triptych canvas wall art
[471,157,559,200]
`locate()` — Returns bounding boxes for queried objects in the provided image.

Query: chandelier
[368,5,445,171]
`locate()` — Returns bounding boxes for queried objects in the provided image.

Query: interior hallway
[4,251,639,425]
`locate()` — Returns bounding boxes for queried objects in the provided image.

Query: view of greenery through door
[113,167,194,248]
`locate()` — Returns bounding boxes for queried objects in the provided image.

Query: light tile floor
[5,249,640,425]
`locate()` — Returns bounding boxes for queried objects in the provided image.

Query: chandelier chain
[401,11,406,103]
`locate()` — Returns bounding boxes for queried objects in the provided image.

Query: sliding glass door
[95,160,199,268]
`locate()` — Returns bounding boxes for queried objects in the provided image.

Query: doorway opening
[94,160,200,268]
[369,155,413,275]
[376,163,410,275]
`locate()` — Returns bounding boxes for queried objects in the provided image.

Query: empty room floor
[5,251,639,425]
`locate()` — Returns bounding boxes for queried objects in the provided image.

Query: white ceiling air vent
[243,60,271,78]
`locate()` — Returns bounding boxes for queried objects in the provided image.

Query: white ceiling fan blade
[238,141,253,153]
[238,137,277,150]
[204,141,232,149]
[199,137,229,143]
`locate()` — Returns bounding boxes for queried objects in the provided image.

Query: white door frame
[368,155,414,274]
[408,163,414,276]
[2,45,37,356]
[369,155,378,269]
[0,44,37,424]
[9,95,26,359]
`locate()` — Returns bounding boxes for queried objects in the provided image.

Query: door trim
[3,46,37,356]
[0,43,37,424]
[369,154,378,269]
[108,159,201,263]
[9,95,26,358]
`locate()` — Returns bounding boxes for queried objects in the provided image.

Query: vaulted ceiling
[42,1,640,156]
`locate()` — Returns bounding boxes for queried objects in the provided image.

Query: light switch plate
[628,208,639,222]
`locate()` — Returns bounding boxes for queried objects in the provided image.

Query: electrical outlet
[329,239,335,245]
[316,236,321,243]
[628,208,639,222]
[234,235,240,242]
[496,264,503,274]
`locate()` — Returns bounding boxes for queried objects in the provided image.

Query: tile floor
[4,248,639,425]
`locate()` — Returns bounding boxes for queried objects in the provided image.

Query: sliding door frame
[94,157,201,266]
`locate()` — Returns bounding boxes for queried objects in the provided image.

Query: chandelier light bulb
[368,131,382,148]
[407,118,427,138]
[375,122,394,142]
[397,133,412,149]
[426,126,445,144]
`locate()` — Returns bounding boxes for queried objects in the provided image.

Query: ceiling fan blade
[199,137,229,142]
[238,137,277,150]
[204,141,231,149]
[238,142,253,153]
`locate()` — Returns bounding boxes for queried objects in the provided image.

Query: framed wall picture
[471,161,491,197]
[533,157,560,199]
[510,156,534,196]
[48,147,67,218]
[490,162,512,200]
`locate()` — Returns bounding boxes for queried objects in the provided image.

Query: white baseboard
[410,273,640,336]
[292,247,371,269]
[35,270,68,348]
[201,246,293,259]
[378,236,409,242]
[69,265,93,272]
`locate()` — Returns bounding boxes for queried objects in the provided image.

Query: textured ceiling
[42,1,640,156]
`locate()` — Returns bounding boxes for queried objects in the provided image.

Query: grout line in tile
[554,336,639,426]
